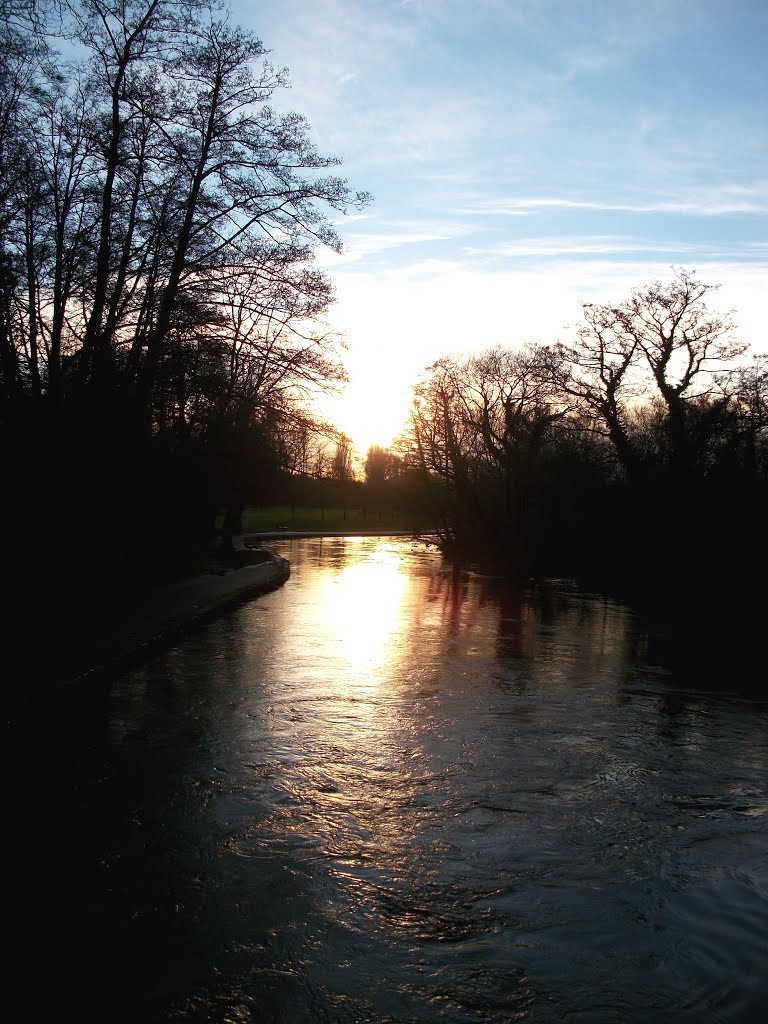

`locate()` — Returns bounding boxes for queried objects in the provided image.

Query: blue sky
[231,0,767,452]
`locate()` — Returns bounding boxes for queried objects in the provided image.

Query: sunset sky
[232,0,767,454]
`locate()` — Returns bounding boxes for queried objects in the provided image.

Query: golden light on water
[319,549,408,680]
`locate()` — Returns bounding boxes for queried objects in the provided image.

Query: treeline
[1,2,367,624]
[226,436,430,527]
[398,270,767,608]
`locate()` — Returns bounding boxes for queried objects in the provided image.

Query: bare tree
[1,0,371,607]
[402,349,569,554]
[556,269,746,482]
[2,0,369,415]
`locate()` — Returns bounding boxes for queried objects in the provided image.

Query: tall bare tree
[2,0,370,624]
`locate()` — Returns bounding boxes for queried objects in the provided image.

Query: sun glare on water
[319,549,409,681]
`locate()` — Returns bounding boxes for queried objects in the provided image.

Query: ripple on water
[30,537,768,1024]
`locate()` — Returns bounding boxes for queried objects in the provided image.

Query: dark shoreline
[24,551,291,693]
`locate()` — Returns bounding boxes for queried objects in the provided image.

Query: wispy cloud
[456,191,768,217]
[319,217,478,264]
[326,231,452,264]
[463,237,768,261]
[466,236,700,258]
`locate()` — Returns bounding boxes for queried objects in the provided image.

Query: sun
[318,371,413,458]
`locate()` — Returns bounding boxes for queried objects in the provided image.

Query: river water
[15,537,768,1022]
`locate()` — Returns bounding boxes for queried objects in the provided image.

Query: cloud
[466,236,694,258]
[324,231,454,264]
[462,237,768,262]
[455,190,768,217]
[318,254,768,449]
[318,217,479,265]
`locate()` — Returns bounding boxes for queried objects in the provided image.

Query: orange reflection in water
[318,547,409,681]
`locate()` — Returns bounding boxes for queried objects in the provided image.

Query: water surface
[15,537,768,1022]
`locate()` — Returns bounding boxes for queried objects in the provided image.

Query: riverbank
[39,546,290,688]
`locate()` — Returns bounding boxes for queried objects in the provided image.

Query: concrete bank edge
[67,553,291,687]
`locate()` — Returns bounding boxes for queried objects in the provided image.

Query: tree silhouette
[402,270,765,589]
[1,0,370,667]
[555,269,745,485]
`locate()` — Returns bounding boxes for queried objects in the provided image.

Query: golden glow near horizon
[314,262,767,462]
[316,354,416,459]
[320,382,412,458]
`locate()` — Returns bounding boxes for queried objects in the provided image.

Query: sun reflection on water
[319,548,408,680]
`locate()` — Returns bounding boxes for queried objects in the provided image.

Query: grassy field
[230,505,427,533]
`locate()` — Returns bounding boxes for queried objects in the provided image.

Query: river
[13,536,768,1022]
